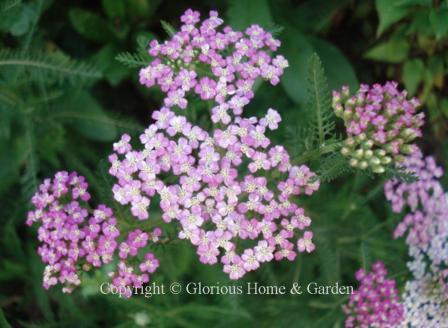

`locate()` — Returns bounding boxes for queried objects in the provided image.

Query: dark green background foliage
[0,0,447,327]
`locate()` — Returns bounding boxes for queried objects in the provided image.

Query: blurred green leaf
[428,55,445,88]
[0,140,21,194]
[102,0,125,19]
[403,58,424,94]
[0,2,35,36]
[27,248,55,321]
[364,38,409,63]
[159,241,193,279]
[396,0,431,5]
[441,98,448,118]
[55,92,118,142]
[227,0,274,30]
[429,8,448,40]
[293,0,348,33]
[0,49,102,83]
[126,0,161,19]
[20,116,38,199]
[0,308,11,328]
[9,3,34,36]
[308,37,358,91]
[408,10,433,36]
[160,20,176,37]
[69,8,116,43]
[92,45,130,85]
[280,28,314,104]
[375,0,408,36]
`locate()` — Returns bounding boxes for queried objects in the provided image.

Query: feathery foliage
[0,49,102,83]
[317,152,353,182]
[306,53,335,147]
[115,51,149,68]
[161,20,176,37]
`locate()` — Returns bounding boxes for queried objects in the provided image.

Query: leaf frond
[384,166,418,183]
[0,49,102,83]
[161,20,176,37]
[306,53,334,147]
[115,51,149,68]
[317,152,353,182]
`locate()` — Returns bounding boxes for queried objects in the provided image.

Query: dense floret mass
[333,82,424,173]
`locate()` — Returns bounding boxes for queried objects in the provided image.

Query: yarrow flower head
[26,171,120,293]
[343,261,404,328]
[27,172,163,296]
[108,8,318,281]
[332,82,424,173]
[398,275,448,328]
[385,149,448,299]
[384,149,448,247]
[139,9,288,114]
[109,105,319,280]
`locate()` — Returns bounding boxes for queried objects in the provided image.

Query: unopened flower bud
[370,157,381,166]
[349,158,359,167]
[359,161,368,169]
[341,147,350,156]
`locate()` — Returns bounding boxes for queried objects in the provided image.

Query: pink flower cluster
[384,149,448,247]
[332,82,424,173]
[343,261,404,328]
[109,105,319,280]
[108,8,319,280]
[139,9,288,112]
[109,228,161,297]
[26,171,120,293]
[385,149,448,299]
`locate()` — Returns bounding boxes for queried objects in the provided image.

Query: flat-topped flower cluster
[26,171,162,295]
[106,9,320,280]
[139,9,288,110]
[343,261,404,328]
[26,172,120,293]
[333,82,424,173]
[398,275,448,328]
[384,149,448,325]
[109,105,319,279]
[384,149,447,248]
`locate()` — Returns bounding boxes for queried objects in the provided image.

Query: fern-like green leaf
[20,116,38,201]
[306,53,334,146]
[115,51,148,68]
[1,0,21,13]
[161,20,176,36]
[384,166,418,183]
[317,152,353,182]
[0,87,21,108]
[0,49,102,83]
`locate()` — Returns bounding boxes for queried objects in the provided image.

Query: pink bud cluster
[139,9,288,112]
[109,105,319,280]
[332,82,424,173]
[26,171,120,293]
[343,261,404,328]
[108,228,161,298]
